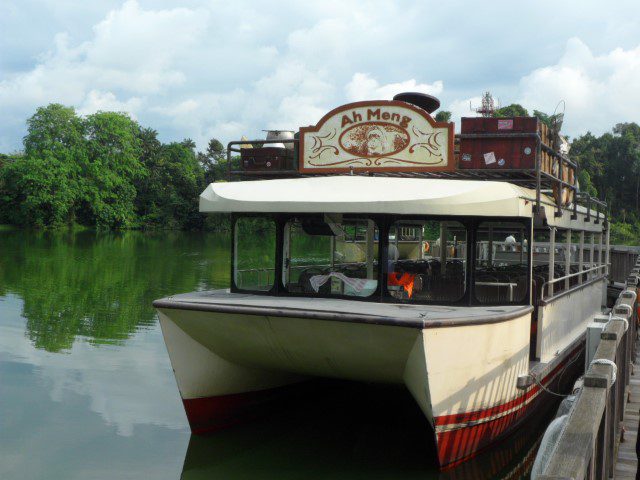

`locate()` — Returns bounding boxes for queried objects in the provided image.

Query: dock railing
[609,245,640,284]
[537,263,639,480]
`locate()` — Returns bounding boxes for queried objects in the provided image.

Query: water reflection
[182,383,551,480]
[0,230,230,352]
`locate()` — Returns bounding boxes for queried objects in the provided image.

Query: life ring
[423,241,430,253]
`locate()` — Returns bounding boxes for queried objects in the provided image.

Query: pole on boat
[598,232,604,276]
[440,223,448,274]
[488,226,494,267]
[549,227,556,297]
[366,220,375,279]
[605,225,610,277]
[590,232,596,280]
[565,229,571,291]
[579,230,585,285]
[330,235,335,269]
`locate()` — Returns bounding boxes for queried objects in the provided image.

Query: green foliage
[135,141,205,229]
[1,105,85,227]
[609,221,640,245]
[493,104,529,117]
[0,103,232,231]
[434,111,452,122]
[571,122,640,216]
[82,111,145,229]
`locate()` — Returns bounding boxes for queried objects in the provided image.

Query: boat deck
[153,289,533,329]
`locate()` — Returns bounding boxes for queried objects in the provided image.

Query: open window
[387,220,467,302]
[474,221,529,304]
[234,216,276,292]
[282,215,379,298]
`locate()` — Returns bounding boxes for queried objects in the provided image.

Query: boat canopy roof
[200,176,605,231]
[199,176,533,217]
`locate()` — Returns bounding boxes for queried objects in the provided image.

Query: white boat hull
[153,289,590,467]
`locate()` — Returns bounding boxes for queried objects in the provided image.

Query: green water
[0,231,545,479]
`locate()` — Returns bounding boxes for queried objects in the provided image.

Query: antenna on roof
[470,92,500,117]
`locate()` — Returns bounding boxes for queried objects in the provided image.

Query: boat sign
[299,100,454,173]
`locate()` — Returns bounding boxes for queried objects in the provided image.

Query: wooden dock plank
[615,344,639,479]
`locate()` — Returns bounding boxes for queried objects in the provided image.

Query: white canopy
[199,176,534,218]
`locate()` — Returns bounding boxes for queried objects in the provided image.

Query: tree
[493,104,529,117]
[434,111,452,122]
[199,138,227,183]
[81,111,144,229]
[1,104,85,227]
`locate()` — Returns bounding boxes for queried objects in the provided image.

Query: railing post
[549,227,556,296]
[566,229,572,290]
[579,231,585,284]
[590,233,596,280]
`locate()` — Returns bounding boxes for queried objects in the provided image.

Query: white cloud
[446,96,482,131]
[0,294,187,437]
[78,90,143,117]
[0,1,639,152]
[516,38,640,135]
[345,73,444,102]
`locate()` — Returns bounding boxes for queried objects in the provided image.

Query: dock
[614,353,639,479]
[537,248,640,480]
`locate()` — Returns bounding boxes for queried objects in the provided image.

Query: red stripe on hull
[435,342,582,427]
[435,344,584,469]
[183,385,302,434]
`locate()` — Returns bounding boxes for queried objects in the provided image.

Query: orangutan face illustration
[339,123,410,158]
[366,126,389,155]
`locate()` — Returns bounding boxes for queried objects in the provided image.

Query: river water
[0,230,549,479]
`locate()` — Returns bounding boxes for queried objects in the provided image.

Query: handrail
[539,264,606,300]
[543,264,605,286]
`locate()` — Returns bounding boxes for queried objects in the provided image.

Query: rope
[590,358,617,385]
[605,312,629,333]
[530,349,583,398]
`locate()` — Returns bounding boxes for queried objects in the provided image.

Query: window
[283,216,379,298]
[475,222,528,304]
[234,216,276,291]
[387,220,467,302]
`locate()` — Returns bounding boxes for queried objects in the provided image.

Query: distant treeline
[1,103,640,242]
[0,104,231,230]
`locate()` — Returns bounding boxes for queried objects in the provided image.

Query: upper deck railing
[225,132,608,225]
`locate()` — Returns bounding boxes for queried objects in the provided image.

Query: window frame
[384,217,471,305]
[230,212,532,306]
[279,213,383,301]
[231,213,279,295]
[472,219,532,306]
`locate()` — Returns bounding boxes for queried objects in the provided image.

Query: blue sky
[1,0,639,152]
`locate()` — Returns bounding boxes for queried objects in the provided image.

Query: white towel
[309,272,369,293]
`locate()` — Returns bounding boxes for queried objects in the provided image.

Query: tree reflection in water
[0,230,230,352]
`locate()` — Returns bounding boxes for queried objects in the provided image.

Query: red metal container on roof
[458,117,540,170]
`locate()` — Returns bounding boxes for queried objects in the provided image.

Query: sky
[0,0,639,153]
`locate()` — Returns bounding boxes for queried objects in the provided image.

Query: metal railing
[537,265,639,479]
[609,245,640,284]
[541,264,608,300]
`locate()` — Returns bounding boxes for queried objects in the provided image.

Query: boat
[154,92,609,468]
